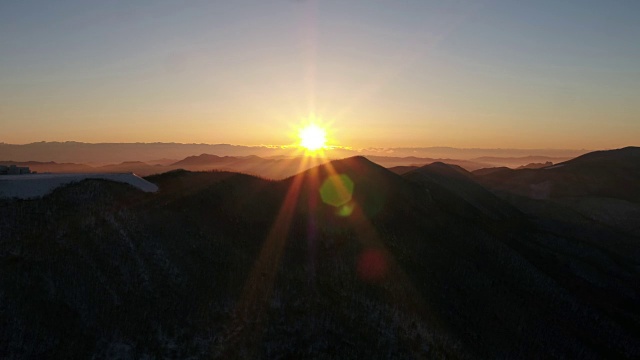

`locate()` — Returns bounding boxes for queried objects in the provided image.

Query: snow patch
[0,173,158,199]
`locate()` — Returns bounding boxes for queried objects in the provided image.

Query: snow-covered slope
[0,173,158,199]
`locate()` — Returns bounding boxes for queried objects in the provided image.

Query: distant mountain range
[0,154,550,179]
[0,151,581,179]
[1,146,638,358]
[0,141,587,164]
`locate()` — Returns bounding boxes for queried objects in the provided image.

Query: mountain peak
[416,161,472,180]
[563,146,640,165]
[171,153,223,166]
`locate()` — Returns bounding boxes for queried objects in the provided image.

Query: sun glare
[299,124,327,152]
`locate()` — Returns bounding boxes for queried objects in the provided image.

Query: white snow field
[0,173,158,199]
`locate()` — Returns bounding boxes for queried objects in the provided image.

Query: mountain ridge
[2,149,638,357]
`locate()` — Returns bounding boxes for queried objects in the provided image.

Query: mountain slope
[473,147,640,237]
[474,147,640,201]
[0,156,639,358]
[403,162,522,221]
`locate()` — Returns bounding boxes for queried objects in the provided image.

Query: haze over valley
[1,141,584,179]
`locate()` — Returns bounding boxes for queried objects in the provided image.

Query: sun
[299,124,327,151]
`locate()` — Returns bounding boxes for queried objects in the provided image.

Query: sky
[1,0,639,149]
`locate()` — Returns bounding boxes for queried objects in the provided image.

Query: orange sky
[1,1,639,150]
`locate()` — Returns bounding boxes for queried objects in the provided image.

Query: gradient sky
[1,0,639,149]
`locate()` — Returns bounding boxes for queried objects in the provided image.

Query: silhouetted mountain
[388,165,419,175]
[473,147,640,239]
[1,153,639,358]
[404,162,521,221]
[365,155,491,171]
[168,154,333,180]
[470,166,510,176]
[170,153,232,167]
[565,146,640,165]
[287,156,416,221]
[411,161,472,179]
[516,161,553,169]
[144,158,180,166]
[475,146,640,201]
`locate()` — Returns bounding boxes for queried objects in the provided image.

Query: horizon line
[0,140,599,152]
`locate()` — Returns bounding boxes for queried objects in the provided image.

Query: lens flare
[319,174,354,207]
[357,249,388,282]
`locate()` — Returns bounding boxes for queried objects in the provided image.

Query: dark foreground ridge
[1,149,639,359]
